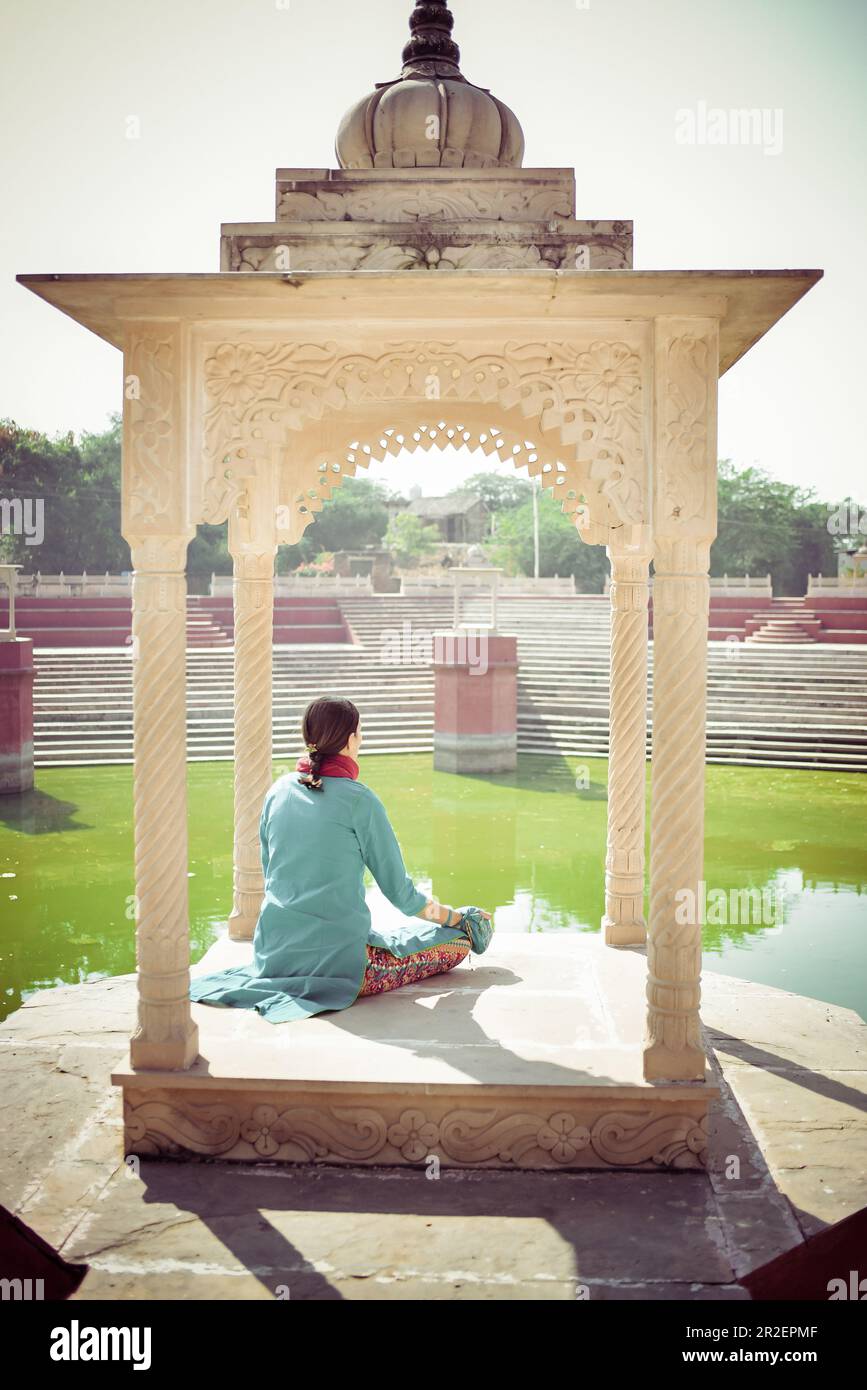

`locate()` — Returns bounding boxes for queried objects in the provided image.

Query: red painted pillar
[433,631,518,773]
[0,639,35,794]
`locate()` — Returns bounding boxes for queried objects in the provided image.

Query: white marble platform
[113,928,718,1171]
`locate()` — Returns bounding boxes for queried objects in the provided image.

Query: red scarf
[295,754,359,780]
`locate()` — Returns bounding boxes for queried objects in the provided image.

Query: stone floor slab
[1,943,865,1298]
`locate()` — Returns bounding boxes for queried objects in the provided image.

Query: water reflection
[0,756,864,1022]
[0,787,90,835]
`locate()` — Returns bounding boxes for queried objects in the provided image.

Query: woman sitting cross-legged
[190,696,493,1024]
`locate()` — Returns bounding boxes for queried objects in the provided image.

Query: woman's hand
[419,898,456,926]
[420,899,460,927]
[419,900,492,928]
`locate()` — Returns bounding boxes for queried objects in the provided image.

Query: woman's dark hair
[299,697,360,791]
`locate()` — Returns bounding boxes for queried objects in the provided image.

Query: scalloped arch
[198,338,647,547]
[281,405,602,544]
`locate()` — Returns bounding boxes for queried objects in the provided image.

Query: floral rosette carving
[387,1109,441,1161]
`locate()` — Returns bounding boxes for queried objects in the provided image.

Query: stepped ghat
[24,593,867,772]
[17,0,822,1170]
[6,583,867,647]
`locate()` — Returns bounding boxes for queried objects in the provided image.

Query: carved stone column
[123,324,198,1071]
[603,537,651,946]
[644,319,719,1082]
[228,479,277,940]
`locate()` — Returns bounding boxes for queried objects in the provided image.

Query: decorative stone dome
[336,1,525,170]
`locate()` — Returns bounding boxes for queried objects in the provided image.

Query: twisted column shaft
[229,549,275,940]
[644,539,710,1080]
[603,548,650,945]
[129,545,198,1070]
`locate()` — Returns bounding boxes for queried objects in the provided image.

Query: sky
[1,0,865,504]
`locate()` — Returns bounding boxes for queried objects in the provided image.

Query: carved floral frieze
[232,239,630,273]
[125,1095,709,1170]
[275,185,577,224]
[198,338,646,541]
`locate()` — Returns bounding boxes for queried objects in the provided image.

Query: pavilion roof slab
[17,268,822,375]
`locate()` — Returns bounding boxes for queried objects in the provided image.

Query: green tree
[188,523,230,584]
[455,471,532,515]
[5,412,859,602]
[384,511,438,567]
[486,490,608,591]
[0,417,130,573]
[713,460,841,595]
[300,476,391,553]
[273,476,393,574]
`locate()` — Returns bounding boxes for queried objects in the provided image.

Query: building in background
[391,491,489,544]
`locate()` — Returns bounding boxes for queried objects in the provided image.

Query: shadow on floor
[129,1157,723,1301]
[319,962,629,1089]
[707,1028,867,1114]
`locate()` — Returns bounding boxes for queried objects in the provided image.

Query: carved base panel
[120,1082,712,1172]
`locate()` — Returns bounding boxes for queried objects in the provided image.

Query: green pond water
[0,755,865,1023]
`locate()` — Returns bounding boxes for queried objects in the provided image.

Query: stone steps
[746,621,820,645]
[28,595,867,771]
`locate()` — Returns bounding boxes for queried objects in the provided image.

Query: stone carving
[228,545,275,941]
[122,327,199,1071]
[126,1099,239,1156]
[205,343,270,407]
[437,1109,591,1165]
[127,538,198,1072]
[199,338,646,542]
[603,545,651,945]
[124,331,178,532]
[124,1094,710,1170]
[646,537,712,1081]
[275,185,575,224]
[334,0,524,171]
[201,462,246,526]
[438,245,551,270]
[659,331,714,529]
[125,535,189,572]
[232,239,629,274]
[645,323,718,1081]
[238,243,423,273]
[387,1109,441,1161]
[284,419,569,542]
[591,1111,708,1167]
[239,1105,388,1161]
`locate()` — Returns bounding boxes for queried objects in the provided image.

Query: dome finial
[335,0,525,170]
[402,1,462,78]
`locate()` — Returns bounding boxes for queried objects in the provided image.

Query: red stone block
[0,638,35,794]
[432,632,517,773]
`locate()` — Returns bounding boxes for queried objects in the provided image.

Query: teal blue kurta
[190,772,464,1023]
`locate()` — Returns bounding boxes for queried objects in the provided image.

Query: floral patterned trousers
[358,938,472,997]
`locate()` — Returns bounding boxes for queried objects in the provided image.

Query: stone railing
[709,574,772,593]
[604,572,773,597]
[209,573,373,597]
[14,571,133,596]
[808,573,867,594]
[401,575,576,596]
